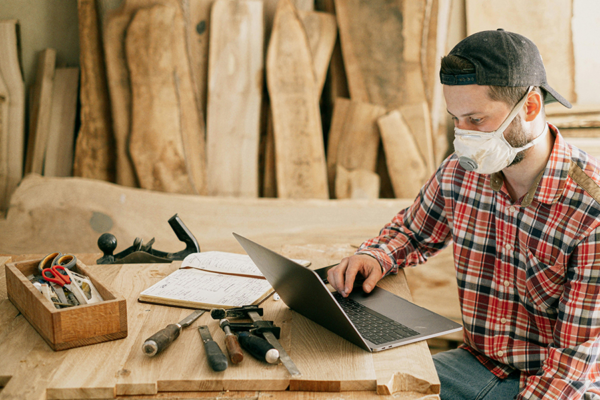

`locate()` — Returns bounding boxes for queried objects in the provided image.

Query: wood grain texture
[400,102,435,175]
[267,0,328,199]
[0,71,8,214]
[126,4,199,194]
[25,49,56,175]
[0,21,25,216]
[335,0,427,110]
[326,98,386,198]
[335,165,380,200]
[74,0,117,182]
[466,0,575,103]
[299,10,337,98]
[104,7,139,187]
[43,68,80,178]
[378,110,428,199]
[206,0,264,197]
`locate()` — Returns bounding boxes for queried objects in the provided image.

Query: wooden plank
[377,110,428,199]
[299,10,337,98]
[126,4,203,194]
[187,0,217,119]
[0,21,25,216]
[267,0,328,199]
[335,0,427,110]
[73,0,117,182]
[0,71,8,215]
[400,102,435,175]
[335,165,380,200]
[104,6,139,187]
[25,49,56,175]
[43,68,79,177]
[206,0,264,197]
[326,98,386,198]
[466,0,575,103]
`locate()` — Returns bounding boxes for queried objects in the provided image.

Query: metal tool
[237,331,279,364]
[97,214,200,264]
[198,325,228,372]
[41,264,80,306]
[142,310,205,357]
[219,319,244,364]
[211,306,301,377]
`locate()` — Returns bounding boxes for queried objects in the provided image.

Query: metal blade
[262,331,301,377]
[178,310,205,328]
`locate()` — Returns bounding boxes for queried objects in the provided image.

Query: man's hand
[327,254,384,297]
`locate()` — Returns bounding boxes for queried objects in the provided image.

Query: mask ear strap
[495,86,533,135]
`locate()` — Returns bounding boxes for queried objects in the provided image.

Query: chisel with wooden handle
[142,310,205,357]
[238,331,279,364]
[219,319,244,364]
[198,325,228,371]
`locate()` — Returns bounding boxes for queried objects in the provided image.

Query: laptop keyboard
[333,292,420,345]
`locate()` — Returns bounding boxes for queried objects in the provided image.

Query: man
[327,29,600,400]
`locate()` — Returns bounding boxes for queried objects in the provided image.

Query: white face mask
[453,86,548,174]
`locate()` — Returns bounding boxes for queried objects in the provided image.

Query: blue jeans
[433,348,520,400]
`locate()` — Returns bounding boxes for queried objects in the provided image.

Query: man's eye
[470,118,482,124]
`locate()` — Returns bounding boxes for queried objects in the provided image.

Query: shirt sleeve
[355,159,453,276]
[517,227,600,400]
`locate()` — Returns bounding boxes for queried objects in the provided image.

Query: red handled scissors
[42,265,74,291]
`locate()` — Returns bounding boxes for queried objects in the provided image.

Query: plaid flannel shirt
[357,125,600,400]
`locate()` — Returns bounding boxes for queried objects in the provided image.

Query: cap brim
[541,83,572,109]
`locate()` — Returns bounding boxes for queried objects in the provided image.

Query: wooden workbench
[0,249,443,400]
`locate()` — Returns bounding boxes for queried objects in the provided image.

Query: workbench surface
[0,248,443,400]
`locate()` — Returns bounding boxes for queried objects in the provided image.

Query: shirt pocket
[519,247,565,317]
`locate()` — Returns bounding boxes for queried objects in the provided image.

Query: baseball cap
[440,29,572,108]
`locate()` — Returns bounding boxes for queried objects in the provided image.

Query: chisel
[219,319,244,364]
[198,325,228,371]
[142,309,205,357]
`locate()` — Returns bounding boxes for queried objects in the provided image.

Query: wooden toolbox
[5,258,127,351]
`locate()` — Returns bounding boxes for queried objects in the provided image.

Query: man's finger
[343,259,362,297]
[362,265,382,293]
[327,257,349,293]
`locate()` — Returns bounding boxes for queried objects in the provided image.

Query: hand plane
[96,214,200,264]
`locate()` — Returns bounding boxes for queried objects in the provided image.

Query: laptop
[233,233,463,352]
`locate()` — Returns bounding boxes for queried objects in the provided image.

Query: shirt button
[509,206,516,213]
[501,318,507,324]
[498,350,504,357]
[505,244,512,251]
[503,280,510,287]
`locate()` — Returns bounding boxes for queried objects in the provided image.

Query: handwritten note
[139,269,274,308]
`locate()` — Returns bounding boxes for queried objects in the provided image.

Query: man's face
[443,84,531,167]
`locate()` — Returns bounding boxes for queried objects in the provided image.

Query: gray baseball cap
[440,29,572,108]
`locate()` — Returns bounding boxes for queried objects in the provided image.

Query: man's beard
[505,114,530,167]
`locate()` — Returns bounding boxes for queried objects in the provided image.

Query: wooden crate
[5,258,127,351]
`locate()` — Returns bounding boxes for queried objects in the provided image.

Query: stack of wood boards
[71,0,451,201]
[0,20,79,216]
[546,103,600,159]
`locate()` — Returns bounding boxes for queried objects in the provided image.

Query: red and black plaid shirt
[358,125,600,399]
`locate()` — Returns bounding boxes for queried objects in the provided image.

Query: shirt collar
[489,124,571,206]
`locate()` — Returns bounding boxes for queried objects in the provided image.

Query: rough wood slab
[0,21,25,216]
[0,71,8,215]
[335,166,380,200]
[43,68,80,177]
[104,6,139,187]
[299,10,337,98]
[25,49,56,175]
[378,110,428,199]
[335,0,427,110]
[206,0,264,197]
[400,102,435,175]
[74,0,117,182]
[326,98,386,198]
[126,4,199,194]
[267,0,328,199]
[466,0,575,104]
[187,0,217,118]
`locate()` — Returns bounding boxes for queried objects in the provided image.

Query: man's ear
[524,90,543,122]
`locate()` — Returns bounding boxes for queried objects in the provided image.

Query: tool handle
[142,324,181,357]
[203,340,228,371]
[238,332,279,364]
[225,333,244,364]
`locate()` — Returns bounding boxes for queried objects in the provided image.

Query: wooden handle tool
[219,319,243,364]
[198,325,228,371]
[142,310,205,357]
[238,331,279,364]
